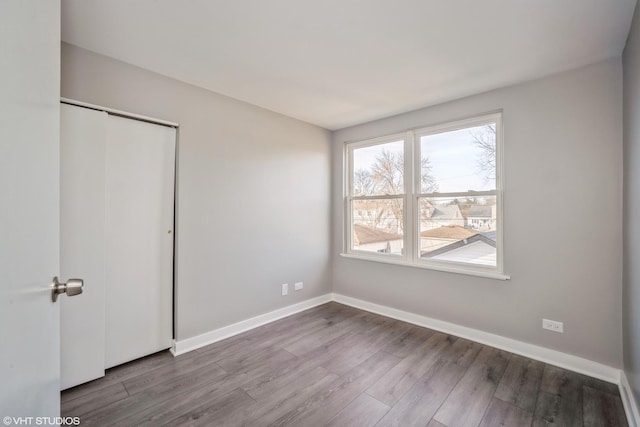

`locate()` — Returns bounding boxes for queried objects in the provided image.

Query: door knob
[51,276,84,302]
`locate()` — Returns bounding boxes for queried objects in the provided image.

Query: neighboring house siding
[357,240,403,254]
[466,205,497,231]
[352,201,402,235]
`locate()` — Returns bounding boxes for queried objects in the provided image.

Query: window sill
[339,252,511,281]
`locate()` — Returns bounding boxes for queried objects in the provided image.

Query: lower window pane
[352,199,404,255]
[419,196,497,266]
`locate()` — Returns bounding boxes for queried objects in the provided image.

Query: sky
[353,124,495,194]
[422,125,495,193]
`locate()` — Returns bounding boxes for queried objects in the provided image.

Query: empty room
[3,0,640,426]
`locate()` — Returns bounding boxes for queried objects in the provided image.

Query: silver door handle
[51,276,83,302]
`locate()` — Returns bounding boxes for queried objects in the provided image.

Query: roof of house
[482,230,497,241]
[427,204,462,220]
[421,233,496,258]
[420,225,478,240]
[353,224,402,245]
[427,239,497,266]
[467,205,493,218]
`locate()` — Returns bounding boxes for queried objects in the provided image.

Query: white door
[104,115,175,368]
[60,107,176,381]
[0,0,62,417]
[60,104,108,389]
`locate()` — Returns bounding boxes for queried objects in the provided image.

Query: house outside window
[344,112,505,278]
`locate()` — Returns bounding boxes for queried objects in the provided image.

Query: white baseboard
[172,294,332,356]
[332,293,621,384]
[620,370,640,427]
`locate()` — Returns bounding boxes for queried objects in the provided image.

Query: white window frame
[345,132,408,261]
[343,112,509,280]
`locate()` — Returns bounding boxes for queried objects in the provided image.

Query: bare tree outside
[419,156,440,223]
[371,149,403,231]
[420,156,438,194]
[356,149,438,196]
[353,169,376,196]
[354,149,438,232]
[471,124,496,185]
[370,150,402,194]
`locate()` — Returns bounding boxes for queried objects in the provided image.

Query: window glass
[344,113,502,276]
[419,195,497,267]
[352,140,404,196]
[351,199,404,255]
[420,124,496,193]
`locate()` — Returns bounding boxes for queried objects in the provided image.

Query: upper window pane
[352,140,404,196]
[420,123,496,194]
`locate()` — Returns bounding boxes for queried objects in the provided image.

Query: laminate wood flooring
[61,302,628,426]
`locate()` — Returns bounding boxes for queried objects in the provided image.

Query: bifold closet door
[60,104,107,390]
[104,115,175,369]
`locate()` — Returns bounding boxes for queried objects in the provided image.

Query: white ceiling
[62,0,636,130]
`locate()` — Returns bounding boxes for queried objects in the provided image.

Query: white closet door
[104,115,175,368]
[60,104,107,389]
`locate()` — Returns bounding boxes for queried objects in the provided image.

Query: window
[344,113,505,278]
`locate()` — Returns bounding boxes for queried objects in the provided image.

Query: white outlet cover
[281,283,288,296]
[294,282,303,291]
[542,318,563,333]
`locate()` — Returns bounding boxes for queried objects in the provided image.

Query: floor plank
[160,387,255,427]
[433,346,511,427]
[61,382,128,418]
[583,375,623,396]
[283,314,362,356]
[325,393,389,427]
[380,324,435,359]
[61,350,173,402]
[216,344,294,373]
[241,361,330,401]
[533,365,584,427]
[79,359,229,426]
[366,332,453,406]
[375,337,482,427]
[479,397,533,426]
[122,351,223,396]
[268,350,400,427]
[583,385,628,427]
[494,354,544,412]
[244,371,340,427]
[320,321,410,376]
[132,350,297,427]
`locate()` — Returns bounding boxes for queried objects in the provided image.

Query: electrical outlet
[294,282,303,291]
[281,283,288,296]
[542,318,563,333]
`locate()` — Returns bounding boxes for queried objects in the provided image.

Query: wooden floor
[62,302,628,426]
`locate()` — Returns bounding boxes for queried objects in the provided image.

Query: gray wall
[61,43,332,341]
[332,59,624,367]
[624,1,640,408]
